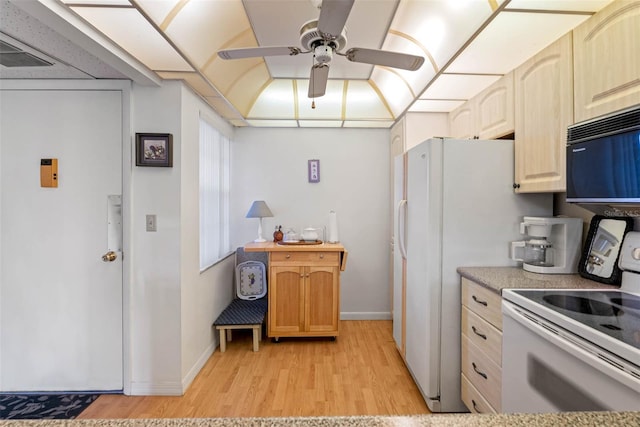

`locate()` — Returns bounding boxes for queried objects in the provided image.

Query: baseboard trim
[340,312,391,320]
[129,381,183,396]
[181,342,215,392]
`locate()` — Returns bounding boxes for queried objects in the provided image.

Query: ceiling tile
[70,5,193,71]
[297,79,344,120]
[249,79,296,119]
[421,74,500,100]
[298,120,344,127]
[409,99,465,113]
[391,0,495,71]
[446,11,592,74]
[246,119,298,127]
[343,120,393,128]
[506,0,613,12]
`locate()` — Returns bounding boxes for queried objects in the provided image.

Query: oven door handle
[502,301,640,393]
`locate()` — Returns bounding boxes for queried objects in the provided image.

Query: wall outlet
[146,214,157,232]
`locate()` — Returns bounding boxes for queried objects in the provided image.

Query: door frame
[0,79,132,394]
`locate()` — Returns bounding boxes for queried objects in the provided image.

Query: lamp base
[254,238,267,243]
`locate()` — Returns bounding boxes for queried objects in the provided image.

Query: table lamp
[246,200,273,242]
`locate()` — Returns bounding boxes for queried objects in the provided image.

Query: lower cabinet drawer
[462,306,502,365]
[461,336,502,412]
[461,373,496,414]
[270,251,339,264]
[461,278,502,330]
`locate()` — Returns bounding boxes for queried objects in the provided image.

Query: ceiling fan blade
[317,0,354,38]
[218,46,302,60]
[344,48,425,71]
[308,63,330,98]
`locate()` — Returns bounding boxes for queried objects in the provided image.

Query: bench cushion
[213,298,267,326]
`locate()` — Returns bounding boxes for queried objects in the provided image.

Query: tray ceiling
[1,0,613,128]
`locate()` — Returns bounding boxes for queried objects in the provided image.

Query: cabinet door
[305,266,339,333]
[514,32,573,193]
[573,1,640,122]
[269,266,304,334]
[449,101,475,139]
[477,71,514,139]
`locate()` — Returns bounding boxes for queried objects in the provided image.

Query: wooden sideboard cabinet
[244,242,347,341]
[460,277,503,413]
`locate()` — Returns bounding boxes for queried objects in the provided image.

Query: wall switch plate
[146,214,157,232]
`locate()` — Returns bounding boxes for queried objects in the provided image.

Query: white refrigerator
[393,138,552,412]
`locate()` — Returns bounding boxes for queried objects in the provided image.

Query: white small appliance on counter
[510,216,582,274]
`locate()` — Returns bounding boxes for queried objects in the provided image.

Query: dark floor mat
[0,393,99,419]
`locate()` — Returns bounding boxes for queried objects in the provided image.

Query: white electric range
[501,232,640,413]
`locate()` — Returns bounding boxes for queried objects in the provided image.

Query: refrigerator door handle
[398,199,408,260]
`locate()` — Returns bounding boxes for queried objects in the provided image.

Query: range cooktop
[503,288,640,365]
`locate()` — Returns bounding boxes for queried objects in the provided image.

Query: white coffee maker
[510,216,583,274]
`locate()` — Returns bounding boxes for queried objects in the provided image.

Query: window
[199,116,231,270]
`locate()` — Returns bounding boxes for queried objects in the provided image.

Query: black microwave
[566,105,640,204]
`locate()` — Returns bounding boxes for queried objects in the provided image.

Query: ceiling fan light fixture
[314,45,333,64]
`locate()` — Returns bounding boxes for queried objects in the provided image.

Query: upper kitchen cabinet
[449,72,515,140]
[449,101,475,140]
[573,1,640,123]
[514,33,573,193]
[476,71,515,140]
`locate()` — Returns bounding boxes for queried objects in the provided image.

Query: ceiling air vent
[0,38,53,68]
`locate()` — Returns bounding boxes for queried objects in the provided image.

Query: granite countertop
[457,266,618,295]
[2,412,640,426]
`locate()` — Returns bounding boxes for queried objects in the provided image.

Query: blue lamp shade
[246,201,273,242]
[245,200,273,219]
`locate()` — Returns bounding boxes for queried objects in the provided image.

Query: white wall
[178,87,236,387]
[231,128,392,318]
[130,81,236,395]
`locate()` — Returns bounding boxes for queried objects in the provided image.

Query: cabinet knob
[286,254,291,259]
[319,254,324,259]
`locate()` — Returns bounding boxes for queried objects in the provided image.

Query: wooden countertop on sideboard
[244,241,346,252]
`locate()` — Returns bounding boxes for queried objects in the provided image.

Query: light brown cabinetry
[268,250,341,340]
[460,278,502,413]
[449,72,515,140]
[449,102,475,140]
[513,32,573,193]
[573,1,640,123]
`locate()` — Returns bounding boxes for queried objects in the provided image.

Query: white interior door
[0,89,123,391]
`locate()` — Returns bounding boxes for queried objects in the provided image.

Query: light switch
[146,214,157,232]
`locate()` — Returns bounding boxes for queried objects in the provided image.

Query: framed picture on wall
[136,133,173,167]
[308,159,320,183]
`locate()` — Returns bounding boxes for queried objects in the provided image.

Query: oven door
[502,301,640,413]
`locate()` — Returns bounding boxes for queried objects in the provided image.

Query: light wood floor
[79,320,430,418]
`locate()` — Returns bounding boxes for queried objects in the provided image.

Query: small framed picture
[136,133,173,167]
[308,159,320,183]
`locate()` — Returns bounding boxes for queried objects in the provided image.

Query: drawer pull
[472,399,481,413]
[472,295,488,307]
[471,325,487,340]
[472,362,488,379]
[286,254,291,259]
[320,254,324,259]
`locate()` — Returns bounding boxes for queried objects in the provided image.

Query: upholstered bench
[213,298,268,352]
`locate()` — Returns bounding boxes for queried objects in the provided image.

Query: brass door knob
[102,251,117,262]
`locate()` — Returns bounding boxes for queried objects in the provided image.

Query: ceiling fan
[217,0,425,98]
